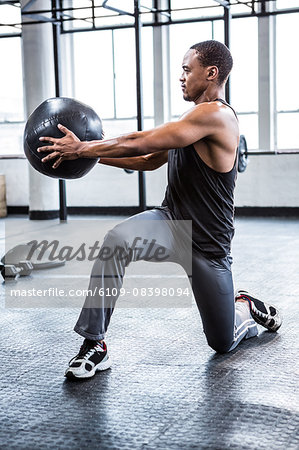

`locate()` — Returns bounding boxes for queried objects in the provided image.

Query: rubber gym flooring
[0,215,298,449]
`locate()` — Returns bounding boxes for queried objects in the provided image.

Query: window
[72,26,153,137]
[170,0,223,21]
[230,17,258,149]
[0,3,23,155]
[0,36,24,155]
[0,3,21,36]
[276,13,299,149]
[73,30,115,119]
[0,37,24,122]
[276,0,299,10]
[113,28,137,118]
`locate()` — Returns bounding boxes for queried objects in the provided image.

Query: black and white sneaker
[65,339,111,379]
[235,290,282,332]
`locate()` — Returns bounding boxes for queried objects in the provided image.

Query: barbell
[237,135,299,173]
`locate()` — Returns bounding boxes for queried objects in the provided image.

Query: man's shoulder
[195,100,234,115]
[180,101,230,128]
[196,101,238,130]
[182,100,228,117]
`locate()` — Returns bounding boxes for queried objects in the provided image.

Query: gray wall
[235,155,299,207]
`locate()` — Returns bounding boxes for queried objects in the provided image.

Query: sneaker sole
[251,308,282,332]
[65,356,112,380]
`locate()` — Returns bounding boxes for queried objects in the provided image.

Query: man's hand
[37,124,88,169]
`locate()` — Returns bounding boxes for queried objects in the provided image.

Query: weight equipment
[237,135,299,173]
[24,97,103,180]
[0,261,33,281]
[0,242,66,281]
[237,135,248,173]
[1,264,21,281]
[1,243,66,270]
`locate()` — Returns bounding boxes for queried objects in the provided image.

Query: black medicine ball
[23,97,103,179]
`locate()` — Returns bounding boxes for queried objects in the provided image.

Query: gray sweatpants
[74,207,258,353]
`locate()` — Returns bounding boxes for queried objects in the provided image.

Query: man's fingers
[41,151,60,162]
[37,145,56,153]
[52,157,64,168]
[57,123,73,136]
[57,123,69,134]
[39,136,56,143]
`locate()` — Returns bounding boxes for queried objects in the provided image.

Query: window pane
[169,22,212,116]
[230,18,258,113]
[276,0,299,9]
[141,0,154,24]
[212,20,224,42]
[171,0,215,7]
[102,117,154,138]
[63,1,135,30]
[0,37,24,122]
[276,13,299,111]
[70,27,152,122]
[0,123,24,156]
[144,118,155,130]
[102,119,136,138]
[114,28,137,118]
[0,4,21,35]
[94,0,134,27]
[277,113,299,149]
[230,1,253,14]
[96,0,134,15]
[65,0,93,30]
[94,10,134,28]
[73,30,114,119]
[238,114,258,150]
[141,27,154,117]
[171,0,222,20]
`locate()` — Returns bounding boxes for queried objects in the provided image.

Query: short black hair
[190,40,233,85]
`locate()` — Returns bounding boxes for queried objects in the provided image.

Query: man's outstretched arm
[38,102,224,168]
[99,151,168,171]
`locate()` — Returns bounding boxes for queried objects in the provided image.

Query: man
[39,40,282,380]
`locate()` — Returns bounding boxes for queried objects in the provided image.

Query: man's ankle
[236,298,250,310]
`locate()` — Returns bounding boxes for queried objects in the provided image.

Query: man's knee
[104,228,127,248]
[101,229,130,263]
[206,336,233,354]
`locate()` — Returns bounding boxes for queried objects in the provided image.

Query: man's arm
[38,102,227,168]
[99,151,168,171]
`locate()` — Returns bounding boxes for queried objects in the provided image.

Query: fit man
[39,40,282,379]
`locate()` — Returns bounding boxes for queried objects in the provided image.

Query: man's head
[180,40,233,103]
[190,40,233,85]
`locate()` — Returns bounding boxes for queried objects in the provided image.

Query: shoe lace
[254,308,265,318]
[77,341,98,360]
[76,342,94,359]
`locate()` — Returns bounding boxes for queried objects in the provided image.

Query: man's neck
[194,87,226,105]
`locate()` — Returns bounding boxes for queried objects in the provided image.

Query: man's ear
[206,66,219,81]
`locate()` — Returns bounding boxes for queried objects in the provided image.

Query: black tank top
[161,99,238,258]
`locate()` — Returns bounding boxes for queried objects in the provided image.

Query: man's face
[180,49,209,103]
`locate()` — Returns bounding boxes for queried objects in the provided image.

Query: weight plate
[238,134,248,173]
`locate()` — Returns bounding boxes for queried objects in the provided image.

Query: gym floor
[0,215,298,449]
